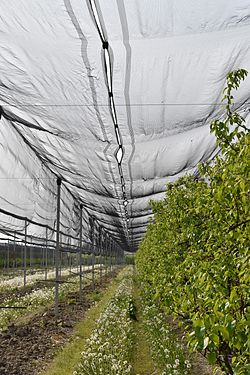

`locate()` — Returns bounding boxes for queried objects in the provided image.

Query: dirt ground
[0,272,117,375]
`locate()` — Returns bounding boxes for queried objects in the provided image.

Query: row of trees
[136,69,249,375]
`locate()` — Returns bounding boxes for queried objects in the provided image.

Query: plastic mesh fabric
[0,0,250,250]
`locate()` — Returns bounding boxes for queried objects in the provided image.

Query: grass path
[131,282,156,375]
[41,269,219,375]
[41,269,126,375]
[42,268,157,375]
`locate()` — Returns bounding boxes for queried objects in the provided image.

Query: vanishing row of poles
[0,177,124,318]
[55,178,124,317]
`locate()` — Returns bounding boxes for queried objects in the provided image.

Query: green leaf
[217,325,230,341]
[135,69,249,375]
[207,351,217,364]
[210,333,220,346]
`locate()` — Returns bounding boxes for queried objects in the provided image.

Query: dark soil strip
[0,271,118,375]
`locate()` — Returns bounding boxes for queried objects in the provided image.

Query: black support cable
[64,0,122,244]
[0,207,81,242]
[87,0,131,248]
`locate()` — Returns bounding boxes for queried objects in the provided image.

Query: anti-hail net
[0,0,250,251]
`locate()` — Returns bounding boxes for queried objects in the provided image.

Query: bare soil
[0,272,117,375]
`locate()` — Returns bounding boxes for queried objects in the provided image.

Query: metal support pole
[59,233,62,277]
[99,226,102,282]
[79,204,83,295]
[69,237,72,272]
[105,233,108,278]
[114,245,116,267]
[3,248,6,270]
[24,220,27,287]
[13,232,16,269]
[91,218,95,290]
[7,239,10,272]
[30,236,32,268]
[109,237,112,273]
[45,227,48,281]
[55,177,61,318]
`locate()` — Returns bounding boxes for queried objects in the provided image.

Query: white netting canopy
[0,0,250,250]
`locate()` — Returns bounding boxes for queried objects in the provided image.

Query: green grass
[43,269,222,375]
[42,269,127,375]
[131,282,156,375]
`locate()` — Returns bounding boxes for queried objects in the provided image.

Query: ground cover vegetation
[0,265,101,291]
[0,275,79,329]
[141,293,192,375]
[0,265,109,329]
[0,267,78,291]
[69,268,194,375]
[130,285,156,375]
[42,270,123,375]
[0,265,212,375]
[136,69,250,375]
[74,266,135,375]
[0,270,119,375]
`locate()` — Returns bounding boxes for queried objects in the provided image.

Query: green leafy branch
[211,68,249,152]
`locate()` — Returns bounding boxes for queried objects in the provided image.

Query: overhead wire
[88,0,131,247]
[1,102,250,107]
